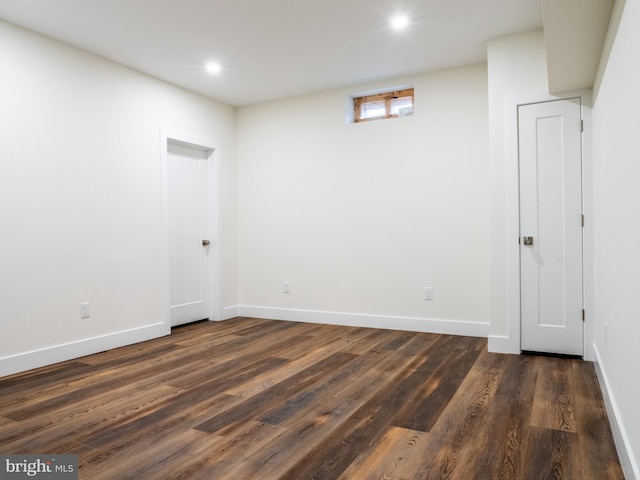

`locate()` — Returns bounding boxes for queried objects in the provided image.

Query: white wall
[236,65,490,335]
[0,20,237,376]
[592,0,640,476]
[486,30,549,352]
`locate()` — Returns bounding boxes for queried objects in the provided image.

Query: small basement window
[353,88,414,123]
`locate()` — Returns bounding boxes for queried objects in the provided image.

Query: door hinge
[582,309,585,321]
[580,120,584,132]
[582,214,585,227]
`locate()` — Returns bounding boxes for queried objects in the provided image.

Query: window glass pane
[361,101,386,119]
[390,96,413,115]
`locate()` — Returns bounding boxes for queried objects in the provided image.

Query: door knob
[523,236,534,246]
[202,240,210,247]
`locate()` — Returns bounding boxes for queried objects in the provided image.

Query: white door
[167,143,211,326]
[519,98,583,356]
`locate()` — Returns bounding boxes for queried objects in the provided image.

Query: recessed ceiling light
[205,62,222,74]
[391,15,409,31]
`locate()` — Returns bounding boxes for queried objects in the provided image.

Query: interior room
[0,0,638,478]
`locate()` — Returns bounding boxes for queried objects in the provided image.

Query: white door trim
[160,129,223,326]
[500,89,594,360]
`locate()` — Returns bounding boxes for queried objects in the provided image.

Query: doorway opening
[160,131,221,327]
[517,98,584,356]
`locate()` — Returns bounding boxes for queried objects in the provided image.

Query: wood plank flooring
[0,318,624,479]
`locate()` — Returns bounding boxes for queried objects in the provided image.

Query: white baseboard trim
[593,344,639,480]
[237,305,489,337]
[221,305,240,320]
[0,322,170,378]
[487,335,595,359]
[487,334,520,354]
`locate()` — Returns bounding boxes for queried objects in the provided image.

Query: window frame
[353,88,414,123]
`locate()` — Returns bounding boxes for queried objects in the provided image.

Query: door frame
[160,129,222,327]
[504,89,594,360]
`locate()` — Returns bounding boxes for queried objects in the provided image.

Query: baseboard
[593,344,639,480]
[221,305,240,320]
[237,305,489,337]
[487,334,595,359]
[0,322,170,378]
[0,306,488,379]
[487,334,520,354]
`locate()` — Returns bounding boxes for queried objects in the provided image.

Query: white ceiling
[0,0,543,106]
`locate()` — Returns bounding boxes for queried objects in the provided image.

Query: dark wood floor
[0,318,624,479]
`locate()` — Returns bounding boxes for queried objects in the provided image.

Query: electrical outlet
[283,281,290,294]
[424,287,434,301]
[80,302,90,319]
